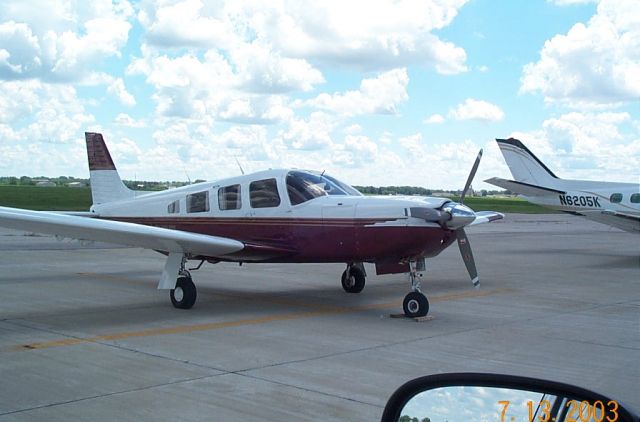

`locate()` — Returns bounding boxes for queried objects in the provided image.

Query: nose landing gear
[402,259,429,318]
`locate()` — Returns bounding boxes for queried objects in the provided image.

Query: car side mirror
[381,373,638,422]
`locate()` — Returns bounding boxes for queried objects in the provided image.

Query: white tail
[496,138,559,187]
[85,132,134,205]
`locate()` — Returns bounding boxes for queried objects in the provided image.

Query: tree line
[0,176,510,195]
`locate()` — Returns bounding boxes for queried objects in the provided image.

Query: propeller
[455,148,483,287]
[460,149,483,204]
[409,148,483,286]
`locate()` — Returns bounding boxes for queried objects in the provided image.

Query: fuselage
[523,180,639,216]
[91,169,459,263]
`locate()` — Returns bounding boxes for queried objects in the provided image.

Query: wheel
[403,291,429,318]
[170,276,197,309]
[341,266,366,293]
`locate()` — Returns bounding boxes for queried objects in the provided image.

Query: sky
[0,0,638,190]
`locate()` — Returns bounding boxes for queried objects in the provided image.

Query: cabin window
[610,193,623,203]
[167,200,180,214]
[250,178,281,208]
[218,184,242,210]
[186,191,210,213]
[631,193,640,203]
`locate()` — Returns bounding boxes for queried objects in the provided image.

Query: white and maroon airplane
[0,133,503,317]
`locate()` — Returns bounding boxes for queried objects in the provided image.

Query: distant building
[35,180,56,187]
[67,181,86,188]
[431,191,454,198]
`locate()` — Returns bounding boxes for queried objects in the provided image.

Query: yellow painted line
[16,287,514,351]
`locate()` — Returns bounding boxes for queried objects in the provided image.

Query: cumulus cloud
[230,0,469,73]
[0,0,133,82]
[139,0,235,48]
[509,111,639,181]
[0,80,94,143]
[280,111,335,150]
[448,98,505,122]
[424,113,445,124]
[114,113,145,128]
[136,0,468,73]
[231,42,324,93]
[307,68,409,116]
[521,0,640,106]
[547,0,598,5]
[107,78,136,107]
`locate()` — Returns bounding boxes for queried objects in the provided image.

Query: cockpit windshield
[286,170,362,205]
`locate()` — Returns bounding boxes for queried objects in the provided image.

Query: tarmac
[0,214,638,421]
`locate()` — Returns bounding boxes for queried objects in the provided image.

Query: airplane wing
[0,206,244,257]
[580,209,640,233]
[470,211,504,226]
[485,177,565,196]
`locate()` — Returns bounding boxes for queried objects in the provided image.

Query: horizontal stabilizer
[485,177,565,196]
[0,206,244,257]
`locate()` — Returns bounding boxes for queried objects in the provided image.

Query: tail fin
[85,132,134,205]
[495,138,559,186]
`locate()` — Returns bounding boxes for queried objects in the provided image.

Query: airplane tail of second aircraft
[495,138,560,187]
[85,132,135,205]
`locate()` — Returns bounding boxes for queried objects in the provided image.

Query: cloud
[137,0,469,73]
[280,111,335,150]
[140,0,235,48]
[107,78,136,107]
[521,0,640,106]
[0,0,133,82]
[231,42,324,93]
[508,111,639,181]
[448,98,505,122]
[114,113,145,128]
[424,113,445,124]
[307,68,409,116]
[0,79,94,144]
[547,0,598,5]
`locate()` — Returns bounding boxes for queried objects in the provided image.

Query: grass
[0,186,92,211]
[448,196,554,214]
[0,185,553,214]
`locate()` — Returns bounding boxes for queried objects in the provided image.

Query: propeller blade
[456,228,479,287]
[460,149,483,204]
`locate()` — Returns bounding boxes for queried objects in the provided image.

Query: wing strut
[158,253,185,290]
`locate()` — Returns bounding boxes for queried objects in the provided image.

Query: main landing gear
[402,260,429,318]
[341,262,366,293]
[158,253,200,310]
[170,271,197,309]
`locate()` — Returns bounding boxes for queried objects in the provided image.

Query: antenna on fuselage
[235,157,245,175]
[183,166,191,184]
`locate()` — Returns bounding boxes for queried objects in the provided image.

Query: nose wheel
[402,259,429,318]
[403,291,429,318]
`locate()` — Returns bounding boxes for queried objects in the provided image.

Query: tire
[170,276,197,309]
[341,266,366,293]
[403,291,429,318]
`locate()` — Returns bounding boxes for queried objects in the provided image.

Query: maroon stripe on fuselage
[102,216,454,263]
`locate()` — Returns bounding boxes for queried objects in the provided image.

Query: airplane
[486,138,640,233]
[0,132,504,318]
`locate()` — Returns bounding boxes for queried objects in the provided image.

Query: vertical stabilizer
[496,138,559,187]
[85,132,134,205]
